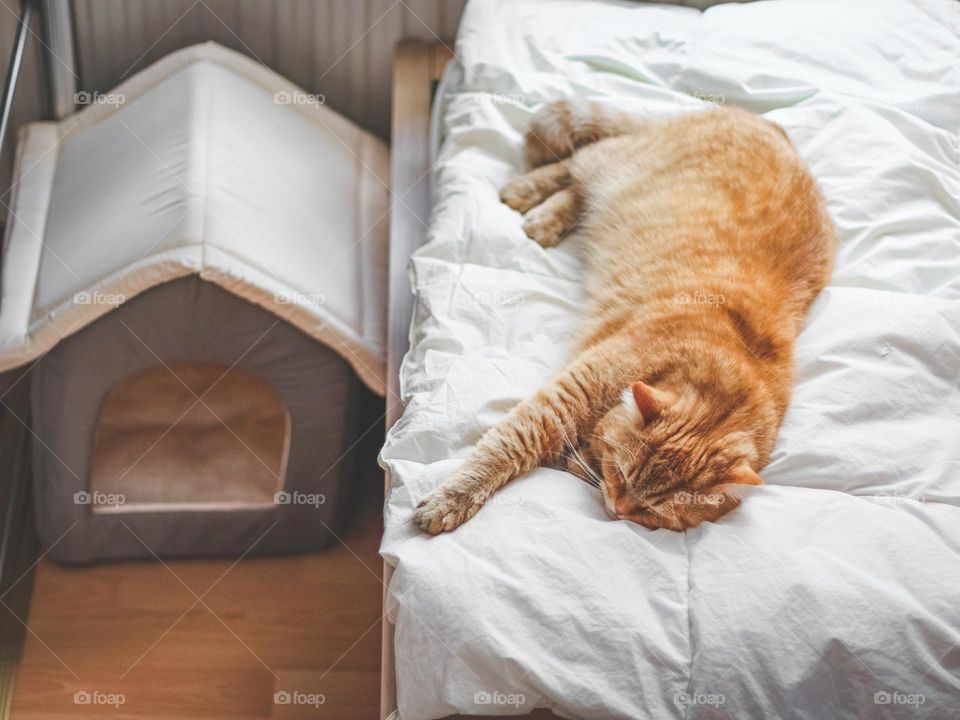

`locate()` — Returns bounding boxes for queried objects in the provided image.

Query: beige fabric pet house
[0,43,389,563]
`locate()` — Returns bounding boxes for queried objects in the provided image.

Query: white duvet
[380,1,960,718]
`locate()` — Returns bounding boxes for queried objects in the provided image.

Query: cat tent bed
[0,43,389,564]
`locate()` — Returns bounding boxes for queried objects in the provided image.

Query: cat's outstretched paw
[414,484,485,534]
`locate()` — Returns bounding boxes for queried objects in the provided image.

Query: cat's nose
[614,497,633,517]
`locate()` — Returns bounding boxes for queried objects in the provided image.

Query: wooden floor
[10,428,384,719]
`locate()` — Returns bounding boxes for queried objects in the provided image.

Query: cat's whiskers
[615,460,631,487]
[576,456,603,488]
[558,425,604,489]
[644,498,679,529]
[589,433,640,461]
[574,451,603,488]
[647,501,665,518]
[574,457,601,488]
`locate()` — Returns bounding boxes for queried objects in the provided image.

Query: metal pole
[0,9,39,713]
[41,0,77,119]
[0,0,34,159]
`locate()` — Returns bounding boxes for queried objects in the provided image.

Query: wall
[71,0,465,139]
[0,0,465,215]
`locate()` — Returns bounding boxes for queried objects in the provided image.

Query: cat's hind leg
[522,187,581,248]
[500,160,570,214]
[525,99,647,167]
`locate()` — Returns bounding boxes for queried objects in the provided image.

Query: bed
[380,1,960,718]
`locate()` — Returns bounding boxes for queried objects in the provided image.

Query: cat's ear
[726,461,763,486]
[630,381,676,425]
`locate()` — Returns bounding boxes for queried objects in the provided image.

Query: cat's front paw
[414,483,485,534]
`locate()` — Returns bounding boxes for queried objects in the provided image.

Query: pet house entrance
[90,363,290,514]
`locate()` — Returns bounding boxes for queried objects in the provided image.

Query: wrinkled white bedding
[380,1,960,718]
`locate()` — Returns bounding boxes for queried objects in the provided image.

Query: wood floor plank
[11,418,385,720]
[272,670,379,720]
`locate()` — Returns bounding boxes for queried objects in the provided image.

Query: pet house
[0,43,389,564]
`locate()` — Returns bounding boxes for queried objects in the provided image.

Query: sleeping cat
[414,100,834,533]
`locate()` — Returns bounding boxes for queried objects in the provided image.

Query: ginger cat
[414,100,834,534]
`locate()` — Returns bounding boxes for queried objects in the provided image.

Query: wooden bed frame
[382,40,559,720]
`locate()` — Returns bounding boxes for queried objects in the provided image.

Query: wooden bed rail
[382,40,452,720]
[382,39,560,720]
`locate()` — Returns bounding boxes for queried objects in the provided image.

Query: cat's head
[590,381,762,530]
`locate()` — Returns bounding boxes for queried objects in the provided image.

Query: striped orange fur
[414,100,834,533]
